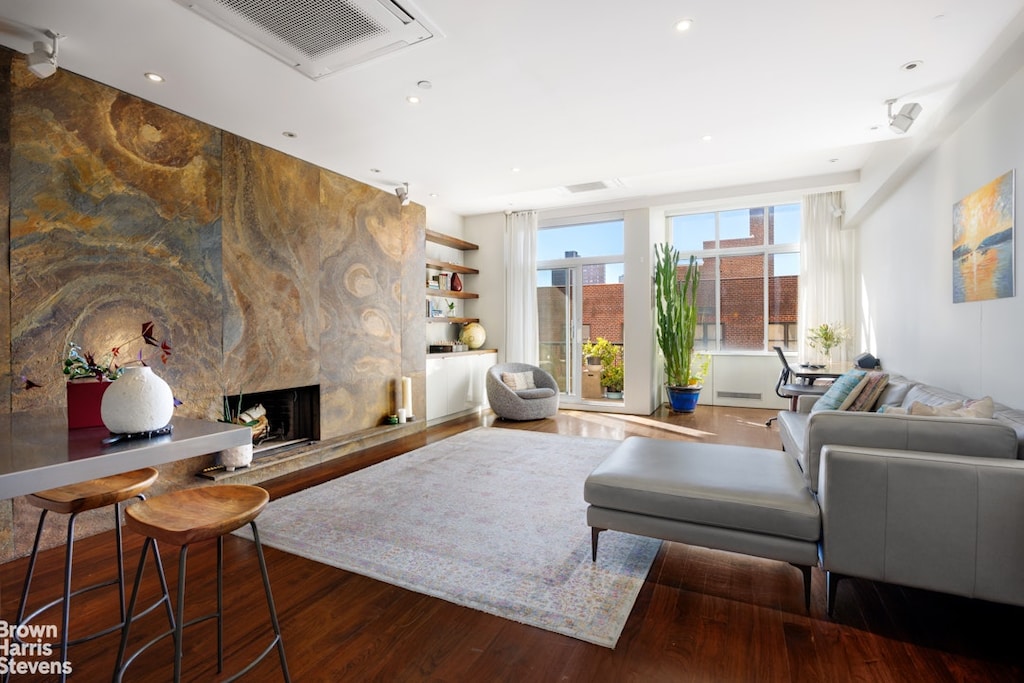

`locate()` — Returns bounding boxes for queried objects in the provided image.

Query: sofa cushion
[811,370,868,413]
[901,383,968,409]
[910,396,995,419]
[501,371,536,390]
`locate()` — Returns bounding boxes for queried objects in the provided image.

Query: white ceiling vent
[174,0,442,79]
[562,179,626,194]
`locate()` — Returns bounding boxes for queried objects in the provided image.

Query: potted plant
[806,322,849,364]
[582,337,624,399]
[654,243,704,412]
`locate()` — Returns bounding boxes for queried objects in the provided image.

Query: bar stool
[114,484,290,682]
[8,468,161,683]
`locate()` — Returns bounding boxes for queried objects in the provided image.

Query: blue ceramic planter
[666,385,701,413]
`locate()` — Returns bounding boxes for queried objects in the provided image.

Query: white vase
[217,443,253,472]
[100,366,175,434]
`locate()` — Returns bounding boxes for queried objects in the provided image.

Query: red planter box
[66,379,112,429]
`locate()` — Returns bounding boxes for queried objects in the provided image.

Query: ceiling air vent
[174,0,442,79]
[562,179,626,194]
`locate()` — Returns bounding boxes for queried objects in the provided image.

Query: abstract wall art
[952,170,1015,303]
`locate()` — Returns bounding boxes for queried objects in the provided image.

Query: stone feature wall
[0,50,425,558]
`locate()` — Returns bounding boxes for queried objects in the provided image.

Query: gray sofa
[777,374,1024,612]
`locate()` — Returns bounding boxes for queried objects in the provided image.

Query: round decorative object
[460,322,486,349]
[451,272,463,292]
[217,443,253,472]
[100,366,175,434]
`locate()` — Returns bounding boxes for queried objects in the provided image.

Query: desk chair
[766,346,830,426]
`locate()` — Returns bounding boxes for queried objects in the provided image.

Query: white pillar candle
[398,408,407,423]
[402,376,413,416]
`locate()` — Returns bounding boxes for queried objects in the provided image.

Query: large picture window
[669,203,801,352]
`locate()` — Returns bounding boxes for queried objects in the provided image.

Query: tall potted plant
[654,243,703,412]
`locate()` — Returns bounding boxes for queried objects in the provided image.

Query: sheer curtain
[799,191,855,362]
[504,210,539,365]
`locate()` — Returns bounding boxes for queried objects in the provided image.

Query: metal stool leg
[113,537,175,682]
[250,521,290,682]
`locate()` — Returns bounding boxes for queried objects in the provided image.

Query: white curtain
[504,210,539,365]
[799,191,855,362]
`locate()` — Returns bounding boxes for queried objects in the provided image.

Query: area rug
[235,427,661,648]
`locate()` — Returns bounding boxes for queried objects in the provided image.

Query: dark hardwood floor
[2,406,1022,682]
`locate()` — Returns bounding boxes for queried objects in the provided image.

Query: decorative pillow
[848,372,889,411]
[909,396,995,419]
[501,371,536,390]
[810,370,868,413]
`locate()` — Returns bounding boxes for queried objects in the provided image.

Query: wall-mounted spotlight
[395,182,410,206]
[26,30,63,79]
[887,98,922,134]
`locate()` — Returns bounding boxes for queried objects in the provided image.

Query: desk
[0,412,251,500]
[788,362,848,385]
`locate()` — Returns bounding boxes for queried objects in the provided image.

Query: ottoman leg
[591,527,605,561]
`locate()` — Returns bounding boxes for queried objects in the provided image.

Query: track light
[887,99,922,134]
[26,31,63,79]
[395,182,410,206]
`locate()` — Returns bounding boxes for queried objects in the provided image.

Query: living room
[1,1,1023,680]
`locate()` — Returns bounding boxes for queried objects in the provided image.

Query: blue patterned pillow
[810,370,868,413]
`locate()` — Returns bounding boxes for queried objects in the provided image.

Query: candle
[398,408,407,423]
[402,376,413,416]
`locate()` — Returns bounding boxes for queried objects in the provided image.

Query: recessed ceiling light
[828,158,839,163]
[370,168,382,174]
[417,80,432,89]
[282,131,297,138]
[510,167,521,173]
[144,72,164,82]
[901,60,923,72]
[675,18,694,32]
[407,95,421,104]
[700,134,712,142]
[429,193,438,198]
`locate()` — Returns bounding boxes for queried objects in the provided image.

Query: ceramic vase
[100,366,175,434]
[217,443,253,472]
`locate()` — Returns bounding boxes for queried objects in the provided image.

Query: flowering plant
[63,321,172,381]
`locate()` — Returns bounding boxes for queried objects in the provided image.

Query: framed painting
[952,170,1015,303]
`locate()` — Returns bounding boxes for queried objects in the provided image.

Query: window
[536,219,625,399]
[668,203,800,352]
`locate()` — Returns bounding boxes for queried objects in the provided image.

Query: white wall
[463,213,506,359]
[856,63,1024,407]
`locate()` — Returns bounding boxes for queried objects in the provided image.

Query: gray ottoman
[584,437,821,608]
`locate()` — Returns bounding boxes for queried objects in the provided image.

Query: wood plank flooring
[2,406,1022,682]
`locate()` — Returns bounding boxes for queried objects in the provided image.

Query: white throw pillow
[501,371,536,390]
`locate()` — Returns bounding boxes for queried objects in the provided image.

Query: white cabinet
[426,351,497,420]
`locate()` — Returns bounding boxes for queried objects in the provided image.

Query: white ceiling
[1,0,1023,217]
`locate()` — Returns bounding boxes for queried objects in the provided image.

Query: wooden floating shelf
[425,289,478,299]
[426,317,479,324]
[425,258,479,275]
[426,229,478,251]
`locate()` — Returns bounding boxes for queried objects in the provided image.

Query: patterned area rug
[236,427,660,648]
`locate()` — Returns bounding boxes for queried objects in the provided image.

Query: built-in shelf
[425,230,480,323]
[426,229,478,251]
[425,257,478,275]
[426,316,479,324]
[426,289,478,300]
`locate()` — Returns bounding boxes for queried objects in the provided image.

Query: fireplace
[224,385,320,458]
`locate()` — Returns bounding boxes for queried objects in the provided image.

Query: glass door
[537,266,579,395]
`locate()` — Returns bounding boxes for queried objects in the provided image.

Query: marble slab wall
[0,50,426,559]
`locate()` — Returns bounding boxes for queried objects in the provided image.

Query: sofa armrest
[800,411,1018,493]
[818,445,1024,606]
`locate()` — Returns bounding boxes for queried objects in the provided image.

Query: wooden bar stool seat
[114,484,290,682]
[9,467,160,683]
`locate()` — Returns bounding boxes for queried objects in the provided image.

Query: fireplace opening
[224,385,320,459]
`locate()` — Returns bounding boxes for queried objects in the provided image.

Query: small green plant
[446,299,456,315]
[601,361,624,393]
[654,244,702,387]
